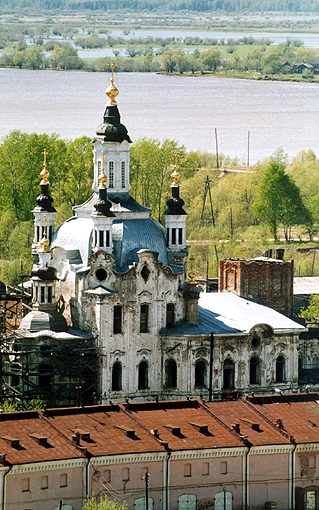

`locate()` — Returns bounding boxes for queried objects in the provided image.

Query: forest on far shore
[3,0,319,12]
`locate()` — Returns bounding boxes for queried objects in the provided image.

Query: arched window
[165,359,177,388]
[214,490,232,510]
[276,355,285,383]
[38,363,52,393]
[195,360,207,387]
[250,356,260,385]
[223,359,235,390]
[178,494,196,510]
[112,361,122,391]
[138,360,149,390]
[135,497,153,510]
[166,303,175,328]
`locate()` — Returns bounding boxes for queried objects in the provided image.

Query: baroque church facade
[5,71,306,407]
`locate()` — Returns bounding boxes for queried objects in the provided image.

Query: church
[6,69,306,407]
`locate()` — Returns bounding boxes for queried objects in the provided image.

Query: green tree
[253,160,310,241]
[130,138,187,221]
[200,48,222,72]
[299,295,319,327]
[0,130,67,222]
[48,44,83,70]
[83,496,127,510]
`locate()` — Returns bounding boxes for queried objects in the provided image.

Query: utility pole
[143,472,149,510]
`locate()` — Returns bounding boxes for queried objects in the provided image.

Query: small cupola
[92,156,115,254]
[93,62,132,194]
[164,165,187,265]
[32,150,56,257]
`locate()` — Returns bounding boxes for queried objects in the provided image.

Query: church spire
[164,162,187,266]
[92,155,115,254]
[32,150,56,257]
[93,63,132,194]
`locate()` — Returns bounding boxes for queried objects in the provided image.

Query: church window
[178,494,196,510]
[11,362,20,388]
[223,359,235,390]
[195,360,207,388]
[96,268,107,281]
[166,303,175,328]
[109,161,114,188]
[141,265,150,283]
[165,359,177,388]
[113,305,122,334]
[121,161,126,188]
[251,336,261,348]
[39,363,52,393]
[48,225,53,243]
[112,361,122,391]
[40,286,45,303]
[36,225,40,242]
[276,355,285,383]
[105,230,110,247]
[138,360,149,390]
[140,304,149,333]
[178,227,183,244]
[47,286,52,303]
[99,230,104,247]
[250,356,261,385]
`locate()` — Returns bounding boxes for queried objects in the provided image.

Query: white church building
[8,70,305,407]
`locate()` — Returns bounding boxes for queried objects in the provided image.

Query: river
[1,68,319,164]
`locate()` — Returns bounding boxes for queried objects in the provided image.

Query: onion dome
[95,63,132,143]
[94,159,115,217]
[19,310,67,333]
[31,266,56,281]
[164,167,186,215]
[35,149,56,213]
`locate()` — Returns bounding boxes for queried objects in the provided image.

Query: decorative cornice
[90,452,167,466]
[10,458,85,475]
[170,447,246,460]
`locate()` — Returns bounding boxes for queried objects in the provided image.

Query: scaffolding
[0,282,98,408]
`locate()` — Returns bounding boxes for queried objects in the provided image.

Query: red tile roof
[246,392,319,444]
[121,400,244,450]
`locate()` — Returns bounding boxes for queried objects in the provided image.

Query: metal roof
[161,292,306,337]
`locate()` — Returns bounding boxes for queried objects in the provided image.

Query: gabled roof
[246,392,319,444]
[0,411,83,465]
[41,404,164,456]
[204,399,290,447]
[122,399,243,451]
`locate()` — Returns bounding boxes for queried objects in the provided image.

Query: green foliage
[83,496,127,510]
[299,295,319,327]
[253,160,310,241]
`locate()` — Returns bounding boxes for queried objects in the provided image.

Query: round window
[251,336,261,348]
[95,268,107,281]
